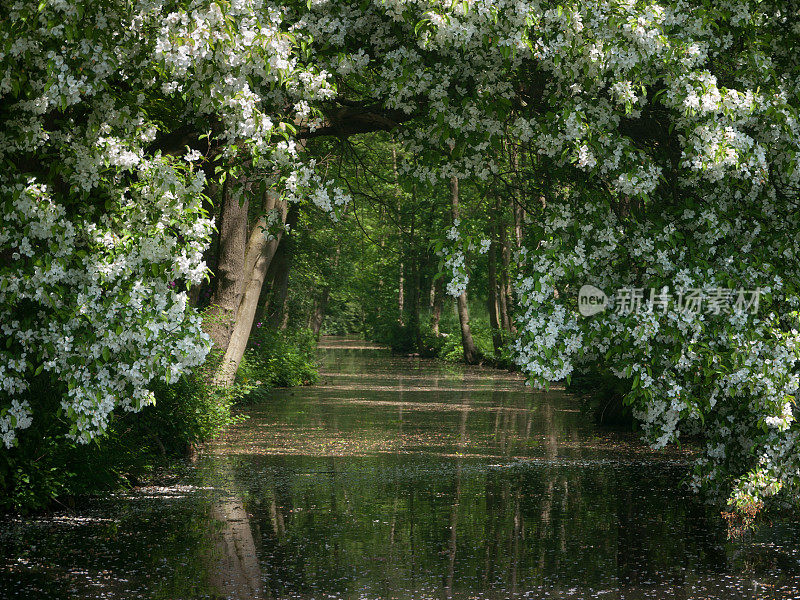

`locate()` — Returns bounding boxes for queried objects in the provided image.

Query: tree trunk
[450,176,479,364]
[398,262,404,326]
[393,143,406,329]
[252,247,279,329]
[207,178,249,351]
[311,244,339,338]
[376,205,386,320]
[310,288,329,337]
[508,138,525,250]
[266,205,299,328]
[188,283,203,308]
[455,293,479,363]
[409,253,423,354]
[513,202,524,249]
[499,222,516,333]
[487,234,503,357]
[430,277,443,336]
[267,242,291,329]
[405,186,423,353]
[251,205,298,328]
[213,191,288,387]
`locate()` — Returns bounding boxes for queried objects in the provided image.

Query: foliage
[567,368,635,427]
[237,326,319,402]
[3,0,800,522]
[0,0,350,449]
[0,370,239,512]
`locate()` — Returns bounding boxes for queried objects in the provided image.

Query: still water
[2,338,799,599]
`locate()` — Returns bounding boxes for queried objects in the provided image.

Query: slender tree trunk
[279,305,290,330]
[266,205,299,328]
[513,202,524,249]
[455,294,479,363]
[398,262,404,326]
[430,277,443,336]
[311,245,339,337]
[267,243,291,329]
[487,234,503,357]
[508,138,525,249]
[188,283,203,308]
[406,188,423,353]
[499,222,516,333]
[252,205,298,328]
[310,289,329,337]
[376,205,386,321]
[207,178,249,351]
[213,191,288,386]
[392,142,406,330]
[450,176,479,364]
[188,178,220,310]
[409,254,423,354]
[252,248,278,328]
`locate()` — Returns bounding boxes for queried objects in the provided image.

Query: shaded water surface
[2,337,800,599]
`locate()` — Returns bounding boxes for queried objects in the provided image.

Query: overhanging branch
[298,102,415,139]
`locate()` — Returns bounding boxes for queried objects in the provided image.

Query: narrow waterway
[2,338,799,599]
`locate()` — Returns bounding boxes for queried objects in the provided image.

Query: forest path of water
[2,337,799,599]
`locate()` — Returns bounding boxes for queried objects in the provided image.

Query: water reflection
[208,492,263,598]
[1,338,799,599]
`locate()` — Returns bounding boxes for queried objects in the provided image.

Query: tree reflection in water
[1,340,799,599]
[203,341,800,599]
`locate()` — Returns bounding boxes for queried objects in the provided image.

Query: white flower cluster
[0,0,364,452]
[1,162,212,446]
[444,248,469,297]
[289,5,800,516]
[284,159,351,216]
[2,0,799,518]
[513,181,800,513]
[440,218,474,298]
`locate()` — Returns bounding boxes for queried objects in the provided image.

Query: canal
[2,338,799,599]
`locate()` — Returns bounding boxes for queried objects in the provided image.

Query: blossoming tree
[2,0,799,518]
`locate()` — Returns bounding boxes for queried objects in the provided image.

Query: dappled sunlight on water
[212,339,691,465]
[1,337,799,599]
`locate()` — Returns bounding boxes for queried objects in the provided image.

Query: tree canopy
[2,0,800,517]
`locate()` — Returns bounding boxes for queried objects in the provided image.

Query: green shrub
[236,326,319,402]
[417,323,447,357]
[0,368,241,513]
